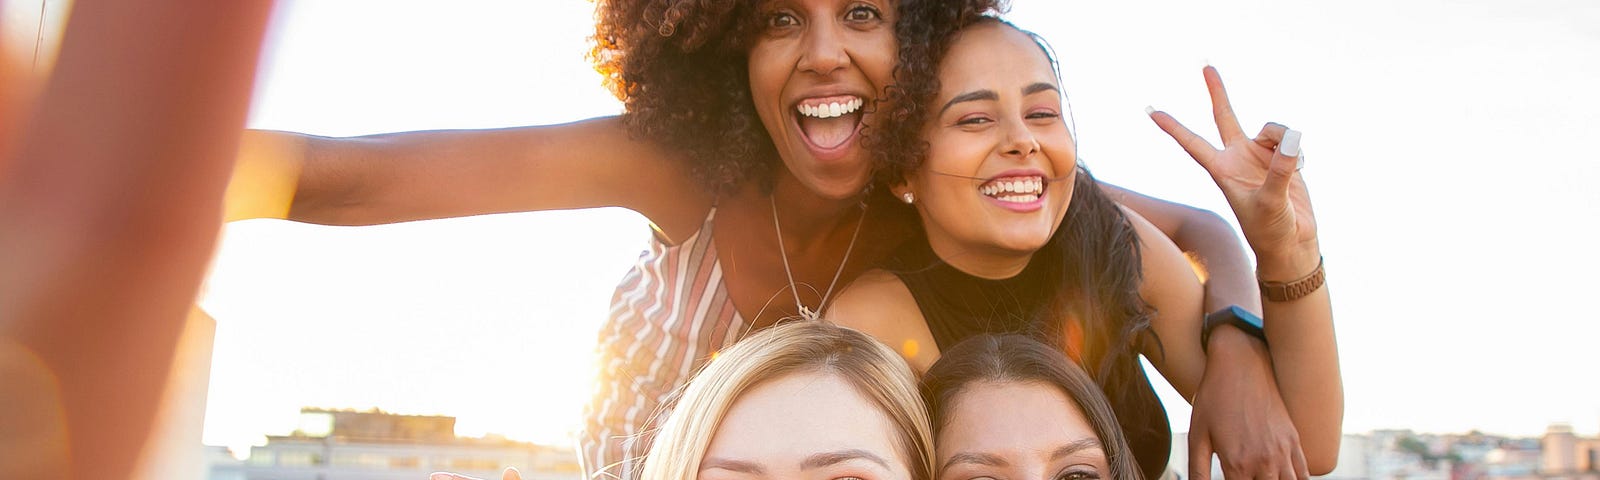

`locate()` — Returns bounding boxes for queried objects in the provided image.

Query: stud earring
[901,192,915,204]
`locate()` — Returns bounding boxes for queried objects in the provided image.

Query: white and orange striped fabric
[580,209,749,480]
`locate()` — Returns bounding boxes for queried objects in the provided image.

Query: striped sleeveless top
[579,208,748,480]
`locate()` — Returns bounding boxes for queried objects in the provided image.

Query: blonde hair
[639,321,934,480]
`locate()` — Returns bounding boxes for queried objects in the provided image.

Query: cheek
[856,32,897,86]
[746,42,790,113]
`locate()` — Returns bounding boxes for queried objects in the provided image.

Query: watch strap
[1201,305,1267,353]
[1259,256,1325,302]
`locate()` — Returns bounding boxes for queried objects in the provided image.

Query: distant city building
[207,408,580,480]
[1540,423,1600,479]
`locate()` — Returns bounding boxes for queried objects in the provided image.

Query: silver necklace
[769,194,867,321]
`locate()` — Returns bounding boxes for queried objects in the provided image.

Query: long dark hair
[872,8,1166,476]
[874,2,1159,426]
[921,334,1144,480]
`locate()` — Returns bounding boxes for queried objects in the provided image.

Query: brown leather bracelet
[1259,256,1325,302]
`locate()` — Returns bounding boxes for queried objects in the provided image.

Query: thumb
[1188,428,1215,480]
[432,473,481,480]
[1262,129,1303,197]
[503,467,523,480]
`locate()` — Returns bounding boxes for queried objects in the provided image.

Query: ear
[889,181,911,199]
[889,179,915,204]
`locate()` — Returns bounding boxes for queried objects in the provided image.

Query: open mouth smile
[793,94,866,156]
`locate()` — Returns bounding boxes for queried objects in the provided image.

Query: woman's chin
[987,235,1053,260]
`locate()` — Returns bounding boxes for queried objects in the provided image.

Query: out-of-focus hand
[1147,66,1320,280]
[1187,328,1309,480]
[430,467,523,480]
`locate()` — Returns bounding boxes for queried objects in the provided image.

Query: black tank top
[887,237,1173,480]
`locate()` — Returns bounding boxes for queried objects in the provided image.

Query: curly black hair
[590,0,1012,195]
[590,0,773,194]
[867,0,1005,186]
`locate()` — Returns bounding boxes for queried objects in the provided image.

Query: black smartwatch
[1200,305,1267,353]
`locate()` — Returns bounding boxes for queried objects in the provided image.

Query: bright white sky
[199,0,1600,452]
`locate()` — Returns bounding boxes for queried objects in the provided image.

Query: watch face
[1228,305,1264,329]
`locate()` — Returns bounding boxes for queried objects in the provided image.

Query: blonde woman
[438,320,932,480]
[641,320,934,480]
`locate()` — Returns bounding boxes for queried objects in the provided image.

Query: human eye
[1027,109,1062,121]
[845,4,883,23]
[767,11,800,29]
[1052,467,1101,480]
[955,114,994,127]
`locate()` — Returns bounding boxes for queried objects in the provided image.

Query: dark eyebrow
[940,451,1008,472]
[939,89,998,115]
[801,449,892,470]
[1050,438,1105,461]
[1023,82,1060,96]
[941,439,1102,473]
[701,457,766,475]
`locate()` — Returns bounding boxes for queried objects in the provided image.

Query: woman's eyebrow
[702,457,767,475]
[1049,438,1105,461]
[801,449,892,470]
[940,90,999,115]
[1023,82,1060,96]
[940,451,1007,471]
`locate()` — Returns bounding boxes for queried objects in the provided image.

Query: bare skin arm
[1128,205,1325,480]
[1148,66,1342,475]
[1100,182,1262,316]
[229,118,713,242]
[0,0,274,478]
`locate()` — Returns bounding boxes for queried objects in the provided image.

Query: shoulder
[829,270,921,325]
[827,270,940,373]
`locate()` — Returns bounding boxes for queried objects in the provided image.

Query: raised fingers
[1204,66,1247,145]
[1253,122,1289,152]
[1146,108,1220,172]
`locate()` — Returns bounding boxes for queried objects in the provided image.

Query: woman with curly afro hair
[226,1,1271,479]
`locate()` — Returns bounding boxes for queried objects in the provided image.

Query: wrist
[1201,305,1267,354]
[1254,240,1320,282]
[1206,325,1269,359]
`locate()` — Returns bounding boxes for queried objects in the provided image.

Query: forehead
[758,0,897,13]
[705,371,908,473]
[937,23,1058,96]
[937,380,1097,460]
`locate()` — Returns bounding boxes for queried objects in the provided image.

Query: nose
[797,22,848,76]
[1001,119,1041,159]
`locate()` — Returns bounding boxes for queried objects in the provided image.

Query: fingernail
[1144,106,1156,116]
[431,474,457,480]
[1279,129,1302,157]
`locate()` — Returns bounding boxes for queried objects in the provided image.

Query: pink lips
[985,192,1045,213]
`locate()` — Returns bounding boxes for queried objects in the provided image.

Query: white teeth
[796,97,864,119]
[979,176,1046,199]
